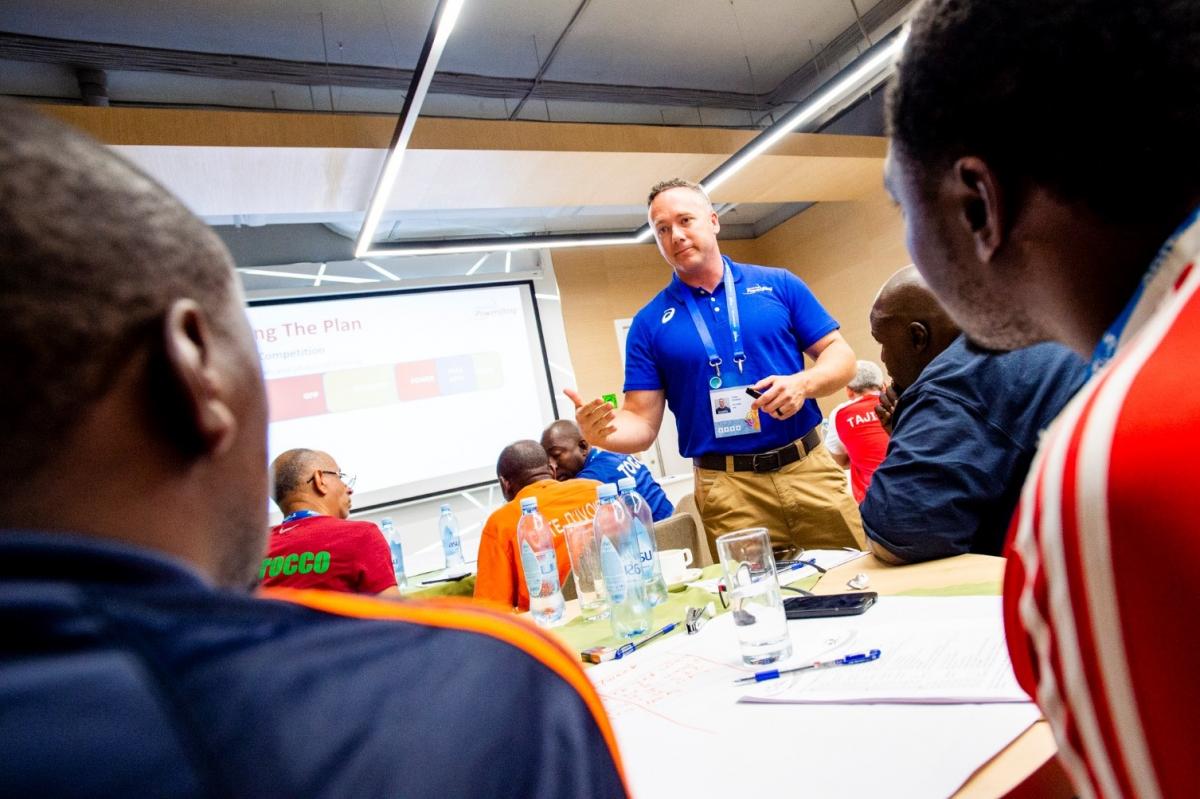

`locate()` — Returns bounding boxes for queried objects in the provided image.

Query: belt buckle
[751,450,780,472]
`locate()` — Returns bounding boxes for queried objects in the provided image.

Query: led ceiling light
[362,231,647,259]
[353,0,465,258]
[238,267,378,285]
[702,26,907,194]
[356,21,906,259]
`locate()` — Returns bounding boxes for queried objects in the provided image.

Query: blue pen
[733,648,882,684]
[614,622,679,660]
[775,558,827,576]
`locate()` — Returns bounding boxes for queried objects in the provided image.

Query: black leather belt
[694,427,822,473]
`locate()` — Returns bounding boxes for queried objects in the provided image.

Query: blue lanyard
[283,509,319,523]
[1091,204,1200,373]
[683,258,745,388]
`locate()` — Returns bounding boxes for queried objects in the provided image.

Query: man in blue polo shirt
[566,178,863,554]
[541,419,674,521]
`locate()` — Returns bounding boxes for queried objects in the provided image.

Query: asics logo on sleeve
[745,285,773,295]
[661,307,676,324]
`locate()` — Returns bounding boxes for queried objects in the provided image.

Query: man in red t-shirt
[260,449,398,596]
[824,361,890,502]
[474,441,599,611]
[885,1,1200,794]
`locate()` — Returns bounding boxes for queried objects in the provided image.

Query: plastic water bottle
[593,483,652,639]
[439,503,464,570]
[516,497,565,626]
[380,517,406,588]
[617,476,669,605]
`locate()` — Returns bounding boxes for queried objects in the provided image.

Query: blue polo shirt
[624,257,839,457]
[577,447,675,521]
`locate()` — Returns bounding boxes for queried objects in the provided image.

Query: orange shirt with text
[474,478,600,610]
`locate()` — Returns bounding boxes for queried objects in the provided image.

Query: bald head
[870,266,962,393]
[271,448,353,519]
[540,420,590,481]
[496,440,555,501]
[873,266,960,327]
[272,449,321,504]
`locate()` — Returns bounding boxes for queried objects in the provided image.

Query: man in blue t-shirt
[566,178,864,555]
[862,267,1088,562]
[541,420,674,521]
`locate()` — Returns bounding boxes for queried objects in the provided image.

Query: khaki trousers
[694,439,865,559]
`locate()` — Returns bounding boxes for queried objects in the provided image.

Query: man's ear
[498,475,513,501]
[710,210,720,235]
[909,321,931,354]
[951,156,1006,264]
[160,299,238,458]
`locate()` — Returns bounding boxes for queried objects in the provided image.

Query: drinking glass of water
[715,527,793,665]
[563,520,610,622]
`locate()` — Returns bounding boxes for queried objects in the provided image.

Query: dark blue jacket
[0,532,626,798]
[862,337,1088,561]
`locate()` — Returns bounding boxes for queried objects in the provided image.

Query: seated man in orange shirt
[261,448,400,596]
[474,440,599,610]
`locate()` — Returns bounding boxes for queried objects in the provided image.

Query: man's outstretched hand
[563,388,616,445]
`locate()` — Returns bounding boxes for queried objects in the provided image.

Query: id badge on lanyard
[684,261,760,439]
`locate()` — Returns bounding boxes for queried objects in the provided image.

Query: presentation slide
[248,282,556,510]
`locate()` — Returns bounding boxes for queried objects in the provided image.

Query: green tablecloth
[553,564,752,654]
[401,573,476,599]
[549,563,1000,660]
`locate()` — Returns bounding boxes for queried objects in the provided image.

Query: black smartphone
[783,592,877,619]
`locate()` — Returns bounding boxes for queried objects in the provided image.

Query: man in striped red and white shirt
[884,0,1200,794]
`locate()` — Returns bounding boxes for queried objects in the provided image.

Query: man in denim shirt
[861,267,1087,562]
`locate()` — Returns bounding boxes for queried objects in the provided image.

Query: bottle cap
[380,517,394,527]
[597,483,617,499]
[520,497,538,511]
[440,503,451,512]
[616,476,636,492]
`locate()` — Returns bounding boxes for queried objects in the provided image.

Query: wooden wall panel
[750,190,911,413]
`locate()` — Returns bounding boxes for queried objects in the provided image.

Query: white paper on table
[691,548,868,594]
[587,600,1042,798]
[739,596,1029,705]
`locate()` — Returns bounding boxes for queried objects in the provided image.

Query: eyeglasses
[308,470,357,490]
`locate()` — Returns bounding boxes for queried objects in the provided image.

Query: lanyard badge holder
[686,262,758,438]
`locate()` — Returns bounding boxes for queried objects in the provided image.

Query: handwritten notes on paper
[585,596,1039,798]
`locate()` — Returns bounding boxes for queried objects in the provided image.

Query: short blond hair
[647,178,712,208]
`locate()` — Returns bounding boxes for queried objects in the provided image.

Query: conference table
[542,553,1058,798]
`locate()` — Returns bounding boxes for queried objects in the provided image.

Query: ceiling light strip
[362,260,401,280]
[355,21,904,259]
[702,25,907,194]
[465,253,490,275]
[238,268,378,285]
[353,0,465,258]
[360,231,644,258]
